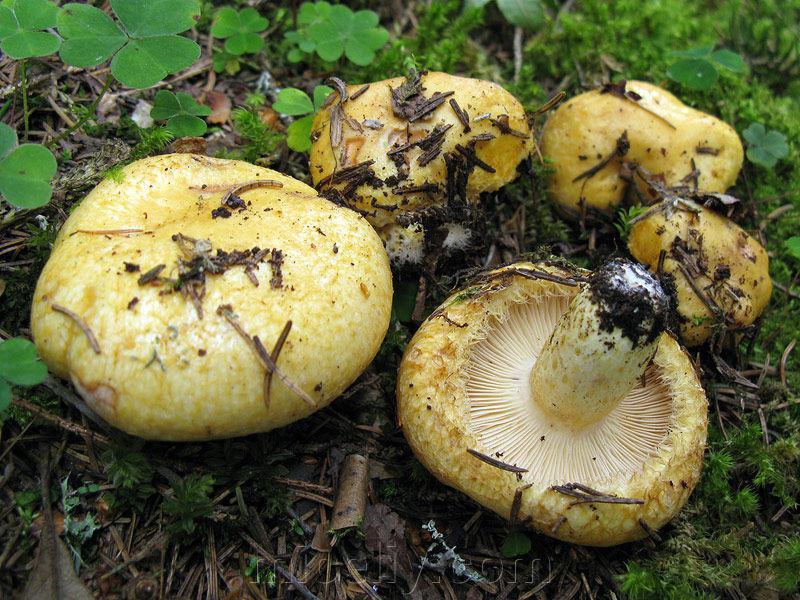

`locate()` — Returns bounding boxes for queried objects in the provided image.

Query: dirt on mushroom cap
[309,71,533,232]
[541,80,743,217]
[31,154,393,441]
[397,262,708,546]
[628,198,772,346]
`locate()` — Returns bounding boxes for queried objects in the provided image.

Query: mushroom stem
[529,259,668,430]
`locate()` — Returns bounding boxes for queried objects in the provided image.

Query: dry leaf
[205,90,232,124]
[22,453,92,600]
[364,504,441,600]
[170,137,207,155]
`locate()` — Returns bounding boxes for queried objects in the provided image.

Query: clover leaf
[785,237,800,262]
[0,337,48,412]
[57,0,201,89]
[0,0,60,59]
[150,90,211,138]
[0,123,57,209]
[667,46,746,91]
[286,2,388,66]
[273,85,333,152]
[742,122,790,169]
[500,532,532,558]
[210,7,268,56]
[496,0,544,29]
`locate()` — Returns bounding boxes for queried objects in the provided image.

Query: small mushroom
[397,259,707,546]
[541,80,743,217]
[310,71,532,263]
[31,154,393,440]
[628,197,772,346]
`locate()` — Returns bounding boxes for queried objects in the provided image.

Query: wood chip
[330,454,369,532]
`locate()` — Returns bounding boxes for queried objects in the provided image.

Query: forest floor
[1,1,799,599]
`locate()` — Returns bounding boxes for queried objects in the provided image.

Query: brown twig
[51,304,101,354]
[263,320,292,411]
[467,448,528,473]
[216,305,315,406]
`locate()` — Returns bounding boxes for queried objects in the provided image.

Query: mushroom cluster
[397,259,707,546]
[31,154,393,440]
[309,70,532,264]
[541,80,743,218]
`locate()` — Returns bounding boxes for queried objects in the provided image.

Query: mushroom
[309,71,532,263]
[397,259,707,546]
[628,197,772,346]
[31,154,393,441]
[541,80,743,218]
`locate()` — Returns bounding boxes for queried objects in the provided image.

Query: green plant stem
[20,61,29,142]
[47,76,113,147]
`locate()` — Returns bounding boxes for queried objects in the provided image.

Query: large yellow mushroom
[31,154,392,440]
[397,259,707,546]
[541,80,743,218]
[309,71,532,263]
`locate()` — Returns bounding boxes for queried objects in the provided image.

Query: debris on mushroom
[541,80,743,218]
[309,70,532,264]
[397,259,708,546]
[628,196,772,346]
[31,154,393,441]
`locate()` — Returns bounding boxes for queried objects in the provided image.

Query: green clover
[210,7,268,56]
[286,2,388,67]
[150,90,212,138]
[0,0,60,59]
[500,531,532,558]
[666,46,747,91]
[742,122,790,169]
[0,123,57,209]
[466,0,544,30]
[0,337,48,412]
[784,237,800,262]
[272,85,333,152]
[57,0,201,89]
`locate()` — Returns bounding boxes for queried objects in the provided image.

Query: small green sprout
[57,0,201,89]
[742,122,790,169]
[0,337,47,412]
[466,0,545,30]
[163,473,215,535]
[272,85,333,152]
[500,531,532,557]
[285,2,388,66]
[150,90,212,138]
[667,45,746,91]
[210,7,268,56]
[613,204,646,240]
[0,0,60,59]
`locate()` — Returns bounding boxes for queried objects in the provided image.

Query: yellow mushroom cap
[309,71,532,237]
[31,154,392,441]
[541,80,743,217]
[397,262,707,546]
[628,198,772,346]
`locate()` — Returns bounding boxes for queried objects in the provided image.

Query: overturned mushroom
[628,197,772,346]
[397,259,707,546]
[541,80,743,217]
[31,154,392,440]
[310,71,532,263]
